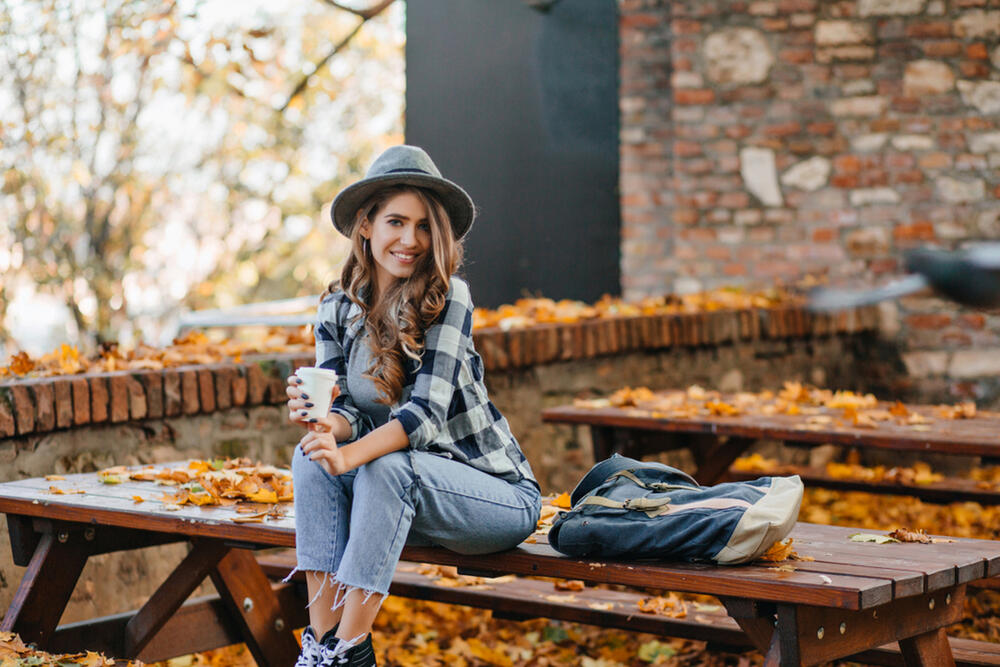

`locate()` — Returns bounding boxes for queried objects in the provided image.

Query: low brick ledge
[0,305,878,439]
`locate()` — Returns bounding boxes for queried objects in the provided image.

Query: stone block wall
[619,0,1000,407]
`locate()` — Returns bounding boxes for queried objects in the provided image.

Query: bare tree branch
[280,0,396,112]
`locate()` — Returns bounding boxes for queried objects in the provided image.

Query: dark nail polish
[295,378,303,384]
[304,402,314,408]
[300,393,309,399]
[300,410,308,416]
[308,418,318,423]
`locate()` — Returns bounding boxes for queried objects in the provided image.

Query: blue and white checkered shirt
[315,276,538,487]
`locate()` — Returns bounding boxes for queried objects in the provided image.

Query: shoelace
[296,631,340,667]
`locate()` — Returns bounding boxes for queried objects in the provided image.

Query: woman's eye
[387,218,402,226]
[418,223,430,232]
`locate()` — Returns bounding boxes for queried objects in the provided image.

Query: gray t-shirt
[345,331,392,428]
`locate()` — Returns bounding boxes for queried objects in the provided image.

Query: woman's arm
[299,418,409,476]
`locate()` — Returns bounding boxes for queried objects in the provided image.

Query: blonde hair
[321,185,463,404]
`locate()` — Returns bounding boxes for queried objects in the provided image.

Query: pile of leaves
[733,452,946,487]
[472,287,799,331]
[575,382,980,434]
[0,329,313,380]
[96,459,292,514]
[0,632,134,666]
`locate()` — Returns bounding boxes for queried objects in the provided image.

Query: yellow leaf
[246,489,278,503]
[552,492,571,509]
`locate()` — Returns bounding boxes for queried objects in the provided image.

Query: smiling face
[361,191,433,294]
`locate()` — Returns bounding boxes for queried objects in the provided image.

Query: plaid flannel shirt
[315,277,538,487]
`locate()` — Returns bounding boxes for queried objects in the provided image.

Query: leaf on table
[44,475,66,481]
[161,503,181,511]
[758,537,794,562]
[554,579,585,591]
[887,528,932,543]
[638,593,687,618]
[849,533,899,544]
[97,473,121,485]
[551,492,572,509]
[132,496,144,503]
[768,564,797,573]
[544,594,578,603]
[587,602,614,611]
[889,401,909,417]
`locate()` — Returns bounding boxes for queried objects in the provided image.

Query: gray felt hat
[330,145,476,239]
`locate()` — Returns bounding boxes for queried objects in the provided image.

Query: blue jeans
[291,446,541,600]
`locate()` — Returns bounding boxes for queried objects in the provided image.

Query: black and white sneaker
[332,634,376,666]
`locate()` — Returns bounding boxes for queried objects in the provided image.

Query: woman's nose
[400,224,417,245]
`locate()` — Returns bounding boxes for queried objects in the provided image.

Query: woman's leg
[333,450,541,641]
[291,445,356,637]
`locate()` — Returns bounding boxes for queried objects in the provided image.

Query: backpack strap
[608,469,693,492]
[580,494,672,518]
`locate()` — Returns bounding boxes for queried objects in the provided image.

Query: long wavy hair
[321,185,463,404]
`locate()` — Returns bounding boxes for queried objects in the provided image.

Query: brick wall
[619,0,1000,407]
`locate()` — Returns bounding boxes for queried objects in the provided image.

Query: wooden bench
[542,395,1000,499]
[3,465,1000,666]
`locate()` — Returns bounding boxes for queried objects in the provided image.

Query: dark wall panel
[405,0,620,308]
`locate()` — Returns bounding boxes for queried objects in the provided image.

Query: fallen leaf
[849,533,899,544]
[551,492,572,509]
[758,537,794,562]
[554,579,585,591]
[45,475,66,481]
[888,528,932,543]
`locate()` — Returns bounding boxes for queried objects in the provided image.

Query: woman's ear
[359,219,371,239]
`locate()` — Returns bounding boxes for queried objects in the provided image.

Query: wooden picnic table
[541,394,1000,487]
[2,465,1000,665]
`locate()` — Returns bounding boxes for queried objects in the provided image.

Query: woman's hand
[299,419,353,476]
[286,374,341,426]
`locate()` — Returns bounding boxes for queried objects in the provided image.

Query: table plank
[792,523,999,584]
[542,402,1000,457]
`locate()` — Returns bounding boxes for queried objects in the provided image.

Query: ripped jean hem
[283,566,386,614]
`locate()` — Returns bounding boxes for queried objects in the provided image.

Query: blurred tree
[0,0,401,348]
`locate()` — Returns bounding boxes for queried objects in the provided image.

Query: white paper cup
[294,367,339,420]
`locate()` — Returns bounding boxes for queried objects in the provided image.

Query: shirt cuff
[394,408,424,449]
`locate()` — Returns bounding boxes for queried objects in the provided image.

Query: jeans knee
[356,450,414,496]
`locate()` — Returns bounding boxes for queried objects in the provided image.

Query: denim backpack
[548,454,803,565]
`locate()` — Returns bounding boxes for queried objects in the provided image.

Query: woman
[286,145,541,666]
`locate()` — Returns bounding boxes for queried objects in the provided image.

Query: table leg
[1,528,90,648]
[692,435,755,484]
[899,628,956,667]
[210,547,300,667]
[590,426,617,462]
[124,539,230,657]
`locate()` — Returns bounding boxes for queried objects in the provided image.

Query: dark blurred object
[808,243,1000,311]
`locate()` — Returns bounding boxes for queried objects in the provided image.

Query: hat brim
[331,173,475,240]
